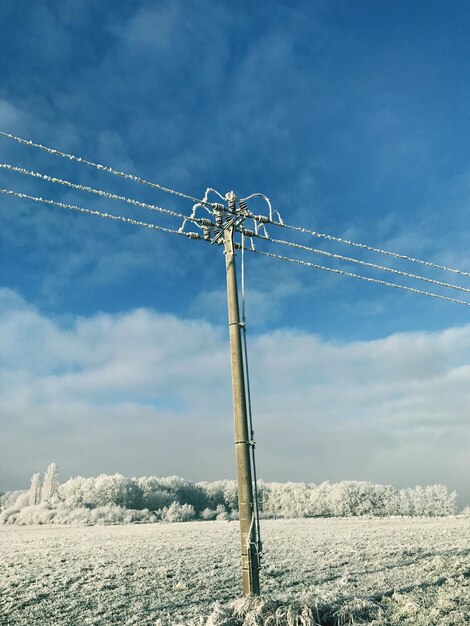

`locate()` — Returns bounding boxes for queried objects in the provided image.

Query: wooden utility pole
[223,224,260,595]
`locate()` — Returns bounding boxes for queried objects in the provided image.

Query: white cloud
[0,289,469,506]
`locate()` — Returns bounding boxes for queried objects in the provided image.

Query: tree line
[0,463,459,525]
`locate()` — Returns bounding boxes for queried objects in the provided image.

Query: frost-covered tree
[329,482,396,517]
[158,476,207,513]
[197,480,238,512]
[138,476,176,510]
[28,473,42,506]
[59,476,95,509]
[161,501,195,522]
[308,481,332,517]
[1,468,459,526]
[138,476,208,512]
[41,463,59,503]
[93,474,143,508]
[423,485,457,516]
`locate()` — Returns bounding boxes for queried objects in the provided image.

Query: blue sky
[1,1,470,505]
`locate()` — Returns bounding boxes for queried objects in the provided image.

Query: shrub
[160,502,196,523]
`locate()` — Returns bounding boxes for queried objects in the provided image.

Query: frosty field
[1,517,469,626]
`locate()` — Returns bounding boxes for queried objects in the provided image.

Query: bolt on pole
[223,224,261,596]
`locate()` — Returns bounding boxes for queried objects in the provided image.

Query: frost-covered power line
[0,188,204,241]
[249,231,470,296]
[0,131,213,208]
[271,219,470,278]
[3,130,470,280]
[249,247,470,307]
[3,183,470,308]
[0,163,205,225]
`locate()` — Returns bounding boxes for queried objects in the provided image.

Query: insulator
[186,232,201,240]
[228,198,236,213]
[242,229,255,238]
[238,200,248,213]
[254,214,269,224]
[203,228,211,241]
[215,213,223,227]
[211,203,225,211]
[198,217,213,227]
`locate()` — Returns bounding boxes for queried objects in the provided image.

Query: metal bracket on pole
[211,214,244,246]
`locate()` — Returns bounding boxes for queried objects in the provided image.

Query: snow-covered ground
[1,516,469,625]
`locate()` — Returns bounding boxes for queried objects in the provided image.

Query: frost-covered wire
[232,192,470,279]
[4,127,469,282]
[251,231,470,296]
[0,131,212,208]
[240,193,276,222]
[0,163,207,226]
[205,187,226,201]
[270,219,470,278]
[248,247,470,308]
[0,188,204,240]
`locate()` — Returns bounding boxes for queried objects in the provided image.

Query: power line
[4,183,469,307]
[3,182,470,312]
[3,131,470,281]
[249,247,470,308]
[249,231,470,296]
[5,162,468,297]
[0,163,203,226]
[218,189,470,279]
[0,188,204,240]
[270,219,470,279]
[3,131,470,302]
[0,131,213,208]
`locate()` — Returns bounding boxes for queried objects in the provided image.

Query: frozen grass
[0,517,469,625]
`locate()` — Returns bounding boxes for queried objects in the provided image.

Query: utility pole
[223,218,261,595]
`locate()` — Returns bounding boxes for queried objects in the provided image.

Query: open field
[1,517,469,625]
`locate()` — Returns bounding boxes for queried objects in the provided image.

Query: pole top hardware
[210,192,248,246]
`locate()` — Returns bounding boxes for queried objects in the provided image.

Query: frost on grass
[205,576,470,626]
[206,597,319,626]
[205,595,384,626]
[1,517,469,626]
[205,593,345,626]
